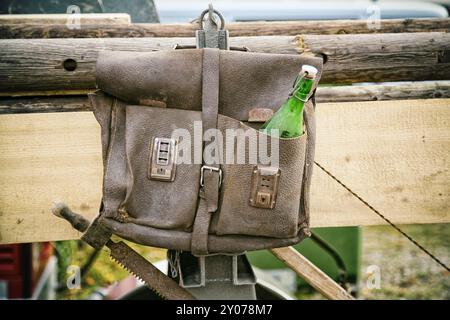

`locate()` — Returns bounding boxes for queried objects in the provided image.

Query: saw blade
[107,240,195,300]
[52,205,194,300]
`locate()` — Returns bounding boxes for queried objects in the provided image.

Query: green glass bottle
[260,65,317,138]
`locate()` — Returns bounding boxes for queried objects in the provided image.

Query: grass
[53,236,166,300]
[359,223,449,300]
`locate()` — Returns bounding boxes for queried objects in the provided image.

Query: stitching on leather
[120,105,135,211]
[146,137,154,180]
[298,98,314,227]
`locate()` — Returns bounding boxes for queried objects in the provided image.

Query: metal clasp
[200,165,222,187]
[149,137,178,182]
[249,166,281,209]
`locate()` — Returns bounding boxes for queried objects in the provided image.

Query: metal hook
[198,4,225,30]
[208,3,214,24]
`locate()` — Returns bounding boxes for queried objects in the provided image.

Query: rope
[314,161,450,273]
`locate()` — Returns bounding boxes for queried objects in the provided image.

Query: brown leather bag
[89,48,323,255]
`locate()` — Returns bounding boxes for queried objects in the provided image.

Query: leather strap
[191,48,221,256]
[191,187,213,255]
[200,48,220,138]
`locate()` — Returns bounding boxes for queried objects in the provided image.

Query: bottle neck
[291,76,314,103]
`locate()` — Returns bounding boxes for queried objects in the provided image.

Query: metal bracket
[196,4,229,50]
[232,255,257,286]
[173,252,257,299]
[178,253,206,288]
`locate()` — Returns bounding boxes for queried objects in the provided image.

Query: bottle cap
[301,65,318,79]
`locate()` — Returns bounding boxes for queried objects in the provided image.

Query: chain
[167,250,180,278]
[314,161,450,273]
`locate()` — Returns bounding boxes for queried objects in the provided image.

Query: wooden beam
[1,81,449,114]
[0,33,449,92]
[1,18,449,39]
[270,247,354,300]
[0,13,131,25]
[316,81,450,103]
[0,89,94,98]
[0,99,449,244]
[0,96,91,114]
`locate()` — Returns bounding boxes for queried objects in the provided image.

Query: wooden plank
[0,99,449,244]
[1,18,449,39]
[270,247,354,300]
[1,81,449,114]
[0,111,102,244]
[0,33,449,92]
[311,99,450,228]
[0,13,131,25]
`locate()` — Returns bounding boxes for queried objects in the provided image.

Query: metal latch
[249,166,281,209]
[149,137,177,181]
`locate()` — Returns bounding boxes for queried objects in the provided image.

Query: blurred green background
[54,224,449,300]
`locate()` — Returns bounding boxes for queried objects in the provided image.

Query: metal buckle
[200,165,222,187]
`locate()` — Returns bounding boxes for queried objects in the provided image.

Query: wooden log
[0,33,449,92]
[0,98,449,244]
[0,13,131,25]
[1,81,449,114]
[0,96,91,113]
[1,18,449,39]
[270,247,354,300]
[316,81,450,103]
[0,89,94,98]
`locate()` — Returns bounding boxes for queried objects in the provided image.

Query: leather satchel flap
[96,49,323,121]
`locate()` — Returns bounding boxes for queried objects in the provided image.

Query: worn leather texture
[215,115,307,239]
[191,48,222,255]
[96,49,322,121]
[89,48,323,254]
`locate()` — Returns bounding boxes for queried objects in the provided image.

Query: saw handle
[52,202,90,232]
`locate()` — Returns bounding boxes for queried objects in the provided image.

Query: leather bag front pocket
[215,115,307,238]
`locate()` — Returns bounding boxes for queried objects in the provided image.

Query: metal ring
[198,7,225,30]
